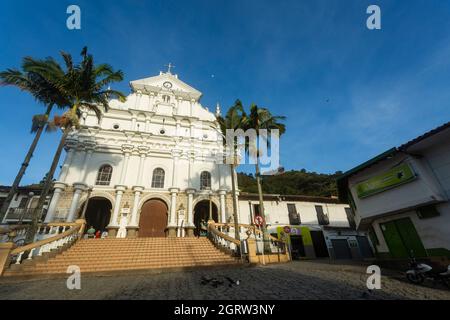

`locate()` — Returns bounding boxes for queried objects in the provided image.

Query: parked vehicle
[406,255,450,288]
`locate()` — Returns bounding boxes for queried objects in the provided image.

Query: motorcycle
[406,255,450,288]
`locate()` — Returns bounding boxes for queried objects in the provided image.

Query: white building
[238,193,373,260]
[44,69,234,238]
[337,122,450,262]
[0,185,48,224]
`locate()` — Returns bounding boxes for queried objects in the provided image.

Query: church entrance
[81,197,112,233]
[138,199,168,237]
[193,200,218,236]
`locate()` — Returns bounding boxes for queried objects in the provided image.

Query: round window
[113,124,120,130]
[160,129,165,134]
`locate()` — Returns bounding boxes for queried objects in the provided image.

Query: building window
[287,203,300,225]
[315,205,329,225]
[253,204,261,218]
[151,168,165,188]
[345,207,356,229]
[200,171,211,190]
[96,165,113,186]
[417,205,440,219]
[17,197,29,208]
[162,95,170,103]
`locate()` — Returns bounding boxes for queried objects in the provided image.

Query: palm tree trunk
[0,104,53,224]
[255,160,270,251]
[230,162,241,254]
[24,127,69,244]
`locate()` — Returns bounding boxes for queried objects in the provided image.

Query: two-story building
[337,122,450,263]
[237,193,373,260]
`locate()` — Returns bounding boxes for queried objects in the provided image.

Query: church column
[185,188,196,237]
[78,145,95,183]
[127,186,143,238]
[188,152,194,188]
[107,185,126,237]
[171,149,181,187]
[127,148,147,238]
[176,119,181,136]
[219,189,227,223]
[58,140,77,182]
[44,182,67,222]
[190,123,195,138]
[66,183,88,222]
[167,188,179,237]
[149,92,155,111]
[119,145,133,185]
[131,116,137,131]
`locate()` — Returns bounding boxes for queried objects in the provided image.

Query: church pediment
[130,72,202,101]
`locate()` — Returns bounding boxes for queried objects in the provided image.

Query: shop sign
[355,163,416,199]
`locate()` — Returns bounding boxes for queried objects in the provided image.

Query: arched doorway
[138,199,168,237]
[193,200,218,236]
[81,197,112,233]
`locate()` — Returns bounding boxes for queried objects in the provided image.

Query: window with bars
[200,171,211,190]
[96,165,113,186]
[345,207,356,229]
[287,203,300,225]
[151,168,165,188]
[315,205,329,225]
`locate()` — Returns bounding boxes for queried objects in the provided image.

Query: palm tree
[24,47,126,244]
[243,104,286,247]
[216,100,247,247]
[0,58,72,223]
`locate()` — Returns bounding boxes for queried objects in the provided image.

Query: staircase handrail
[208,223,240,245]
[10,223,82,255]
[211,222,285,244]
[7,219,86,267]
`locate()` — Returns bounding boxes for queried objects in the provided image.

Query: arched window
[96,165,113,186]
[162,95,170,103]
[200,171,211,190]
[151,168,165,188]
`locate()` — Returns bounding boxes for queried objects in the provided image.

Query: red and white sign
[283,226,291,234]
[254,215,264,226]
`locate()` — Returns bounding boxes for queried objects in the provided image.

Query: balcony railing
[4,208,42,222]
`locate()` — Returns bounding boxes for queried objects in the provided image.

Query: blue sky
[0,0,450,185]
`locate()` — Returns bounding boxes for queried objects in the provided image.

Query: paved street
[0,261,449,300]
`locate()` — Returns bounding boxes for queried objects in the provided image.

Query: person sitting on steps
[87,226,96,239]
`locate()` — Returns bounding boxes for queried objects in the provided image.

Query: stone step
[4,237,241,277]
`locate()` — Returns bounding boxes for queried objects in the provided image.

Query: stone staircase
[3,237,240,277]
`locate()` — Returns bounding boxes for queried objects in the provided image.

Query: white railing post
[15,252,24,264]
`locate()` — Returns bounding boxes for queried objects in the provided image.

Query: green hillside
[237,169,342,197]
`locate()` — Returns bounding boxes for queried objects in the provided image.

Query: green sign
[356,163,416,199]
[274,226,312,245]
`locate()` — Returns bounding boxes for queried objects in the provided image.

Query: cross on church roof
[164,62,175,74]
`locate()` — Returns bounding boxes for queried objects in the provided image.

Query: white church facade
[43,69,235,238]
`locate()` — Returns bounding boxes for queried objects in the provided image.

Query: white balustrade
[8,222,84,267]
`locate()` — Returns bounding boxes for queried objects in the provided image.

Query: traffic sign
[254,215,264,226]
